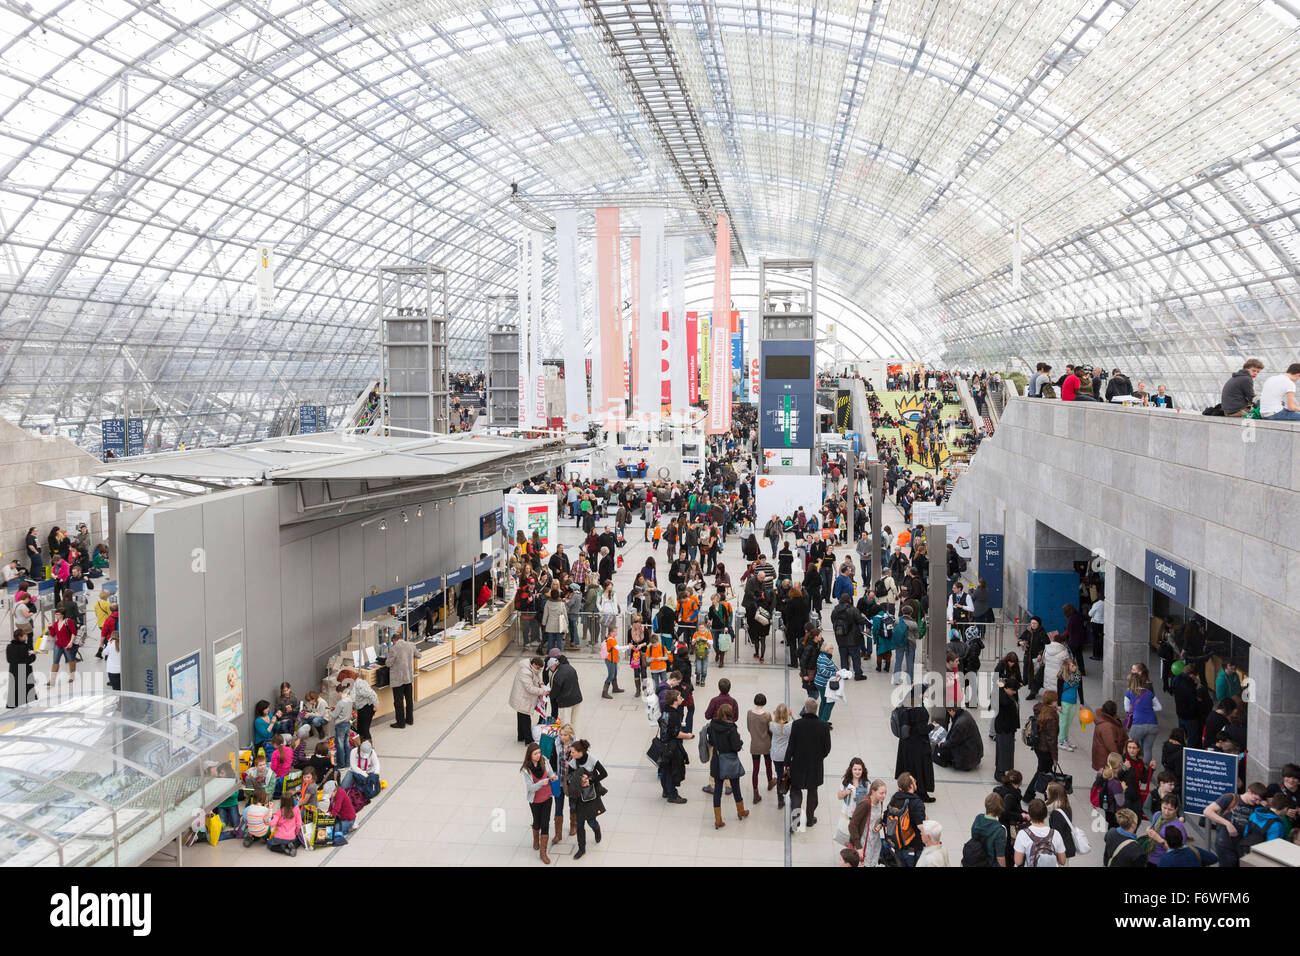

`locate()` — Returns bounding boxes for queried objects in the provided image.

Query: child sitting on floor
[243,752,275,793]
[300,690,329,738]
[242,788,273,846]
[298,767,319,811]
[266,796,303,856]
[269,734,295,778]
[326,779,358,838]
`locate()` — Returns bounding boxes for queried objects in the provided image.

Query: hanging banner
[1011,216,1022,291]
[529,228,546,429]
[101,418,126,459]
[517,234,530,427]
[628,236,640,412]
[661,311,671,407]
[556,210,587,430]
[707,215,732,434]
[748,304,762,403]
[637,208,664,427]
[256,246,274,311]
[835,389,852,433]
[666,235,687,421]
[699,311,710,403]
[595,207,623,430]
[686,311,699,404]
[731,333,743,400]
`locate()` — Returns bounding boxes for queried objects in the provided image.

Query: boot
[752,787,762,805]
[569,816,577,836]
[532,828,540,850]
[539,833,551,864]
[601,682,613,700]
[713,806,726,830]
[612,681,625,694]
[553,816,563,843]
[777,794,785,809]
[736,799,750,820]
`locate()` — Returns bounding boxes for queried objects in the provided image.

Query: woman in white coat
[510,656,547,743]
[1039,632,1072,700]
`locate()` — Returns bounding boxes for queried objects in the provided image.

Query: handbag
[754,607,771,626]
[1046,763,1073,794]
[717,751,744,781]
[646,737,668,765]
[777,766,791,796]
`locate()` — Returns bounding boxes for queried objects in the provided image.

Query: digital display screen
[764,354,811,379]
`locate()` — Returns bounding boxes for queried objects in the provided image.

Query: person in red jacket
[49,608,78,682]
[327,779,357,839]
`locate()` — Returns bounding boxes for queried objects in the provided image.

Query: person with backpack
[785,698,832,832]
[1103,808,1147,867]
[1157,826,1219,866]
[964,792,1007,867]
[1090,699,1128,771]
[883,772,926,867]
[830,591,866,680]
[1013,798,1067,867]
[846,779,889,866]
[1092,753,1130,828]
[1124,663,1162,764]
[655,689,693,805]
[892,691,936,802]
[1025,690,1060,801]
[1144,793,1187,866]
[1240,793,1293,852]
[1201,785,1263,868]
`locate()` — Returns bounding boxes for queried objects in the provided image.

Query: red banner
[707,215,732,434]
[686,311,699,404]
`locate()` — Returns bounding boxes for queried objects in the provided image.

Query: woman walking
[706,704,748,829]
[770,703,793,810]
[1027,690,1060,800]
[748,693,774,803]
[522,742,558,864]
[835,757,870,844]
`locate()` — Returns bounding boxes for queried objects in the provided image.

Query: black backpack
[961,831,1001,867]
[890,706,911,740]
[1202,403,1224,416]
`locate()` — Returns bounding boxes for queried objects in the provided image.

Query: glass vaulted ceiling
[2,0,1299,450]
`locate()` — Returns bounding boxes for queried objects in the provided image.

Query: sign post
[978,534,1005,609]
[1182,747,1240,818]
[1145,550,1192,606]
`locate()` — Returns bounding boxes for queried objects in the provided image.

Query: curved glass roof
[2,0,1298,446]
[0,692,238,867]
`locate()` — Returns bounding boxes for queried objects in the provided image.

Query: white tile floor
[151,488,1172,867]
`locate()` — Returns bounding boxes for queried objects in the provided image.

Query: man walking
[785,698,832,831]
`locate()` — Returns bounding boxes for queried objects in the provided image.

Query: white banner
[256,246,274,311]
[517,234,529,426]
[755,475,822,526]
[1011,216,1022,291]
[529,228,546,428]
[638,208,664,427]
[556,210,586,430]
[666,235,687,422]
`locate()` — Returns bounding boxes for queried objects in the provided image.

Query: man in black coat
[935,705,983,771]
[785,698,832,830]
[830,592,866,679]
[547,653,583,726]
[547,544,571,578]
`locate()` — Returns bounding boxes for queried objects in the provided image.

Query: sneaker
[702,785,715,794]
[243,834,255,847]
[667,795,688,805]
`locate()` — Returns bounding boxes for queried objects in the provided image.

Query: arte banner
[517,233,530,427]
[595,207,623,430]
[686,311,699,404]
[707,215,732,434]
[629,236,640,405]
[666,236,687,420]
[556,209,587,429]
[661,311,671,407]
[637,208,664,426]
[529,228,546,429]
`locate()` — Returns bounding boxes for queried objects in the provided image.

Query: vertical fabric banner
[556,209,586,430]
[699,311,710,403]
[595,207,623,431]
[661,311,671,408]
[666,235,688,421]
[586,233,601,428]
[1011,216,1022,291]
[686,311,699,404]
[708,215,733,434]
[637,208,664,427]
[748,304,761,403]
[529,229,546,429]
[517,234,530,427]
[628,237,640,415]
[256,246,275,310]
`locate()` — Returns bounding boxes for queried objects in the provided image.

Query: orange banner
[596,207,623,430]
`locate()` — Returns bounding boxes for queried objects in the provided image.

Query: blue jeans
[695,659,707,683]
[343,771,380,798]
[335,721,351,770]
[1178,718,1203,749]
[684,705,695,734]
[337,818,354,836]
[1130,722,1159,763]
[604,659,617,684]
[302,715,326,734]
[893,642,915,681]
[568,619,579,647]
[1265,409,1300,421]
[546,631,563,653]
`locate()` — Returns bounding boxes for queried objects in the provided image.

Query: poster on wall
[755,475,823,526]
[212,631,245,721]
[948,521,973,560]
[167,650,202,754]
[502,494,557,553]
[65,509,91,537]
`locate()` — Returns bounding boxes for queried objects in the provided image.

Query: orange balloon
[1079,708,1095,729]
[897,530,912,547]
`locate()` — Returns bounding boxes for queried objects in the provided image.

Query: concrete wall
[0,417,107,567]
[119,483,499,740]
[947,397,1300,673]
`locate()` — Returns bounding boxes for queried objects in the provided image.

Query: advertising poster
[699,311,710,403]
[731,333,743,400]
[167,651,201,708]
[686,312,699,404]
[212,631,244,721]
[835,389,852,433]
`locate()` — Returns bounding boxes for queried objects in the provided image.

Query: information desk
[369,601,514,719]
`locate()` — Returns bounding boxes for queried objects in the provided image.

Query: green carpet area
[871,390,973,474]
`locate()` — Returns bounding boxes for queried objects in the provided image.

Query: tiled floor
[152,486,1169,867]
